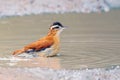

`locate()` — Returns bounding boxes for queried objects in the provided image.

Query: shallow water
[0,10,120,69]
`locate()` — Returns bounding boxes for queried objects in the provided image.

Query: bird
[12,22,65,57]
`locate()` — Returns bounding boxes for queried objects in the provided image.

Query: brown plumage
[12,22,65,57]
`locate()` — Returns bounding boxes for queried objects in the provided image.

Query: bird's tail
[12,48,25,55]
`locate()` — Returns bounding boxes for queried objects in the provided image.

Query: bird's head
[49,22,65,36]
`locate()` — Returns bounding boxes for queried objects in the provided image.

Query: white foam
[0,56,30,66]
[6,62,17,66]
[0,56,29,62]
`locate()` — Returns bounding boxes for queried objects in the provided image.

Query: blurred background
[0,0,120,17]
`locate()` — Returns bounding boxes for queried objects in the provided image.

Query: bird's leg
[46,47,59,57]
[38,47,59,57]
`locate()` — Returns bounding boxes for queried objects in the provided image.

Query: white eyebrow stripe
[51,25,60,29]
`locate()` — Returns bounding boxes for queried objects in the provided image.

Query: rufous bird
[12,22,65,57]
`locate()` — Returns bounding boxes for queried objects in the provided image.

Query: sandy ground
[0,66,120,80]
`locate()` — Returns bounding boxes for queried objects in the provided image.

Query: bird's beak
[62,26,68,29]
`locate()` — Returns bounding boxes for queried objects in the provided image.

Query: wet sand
[0,10,120,70]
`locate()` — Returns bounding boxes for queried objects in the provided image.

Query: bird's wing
[24,37,54,52]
